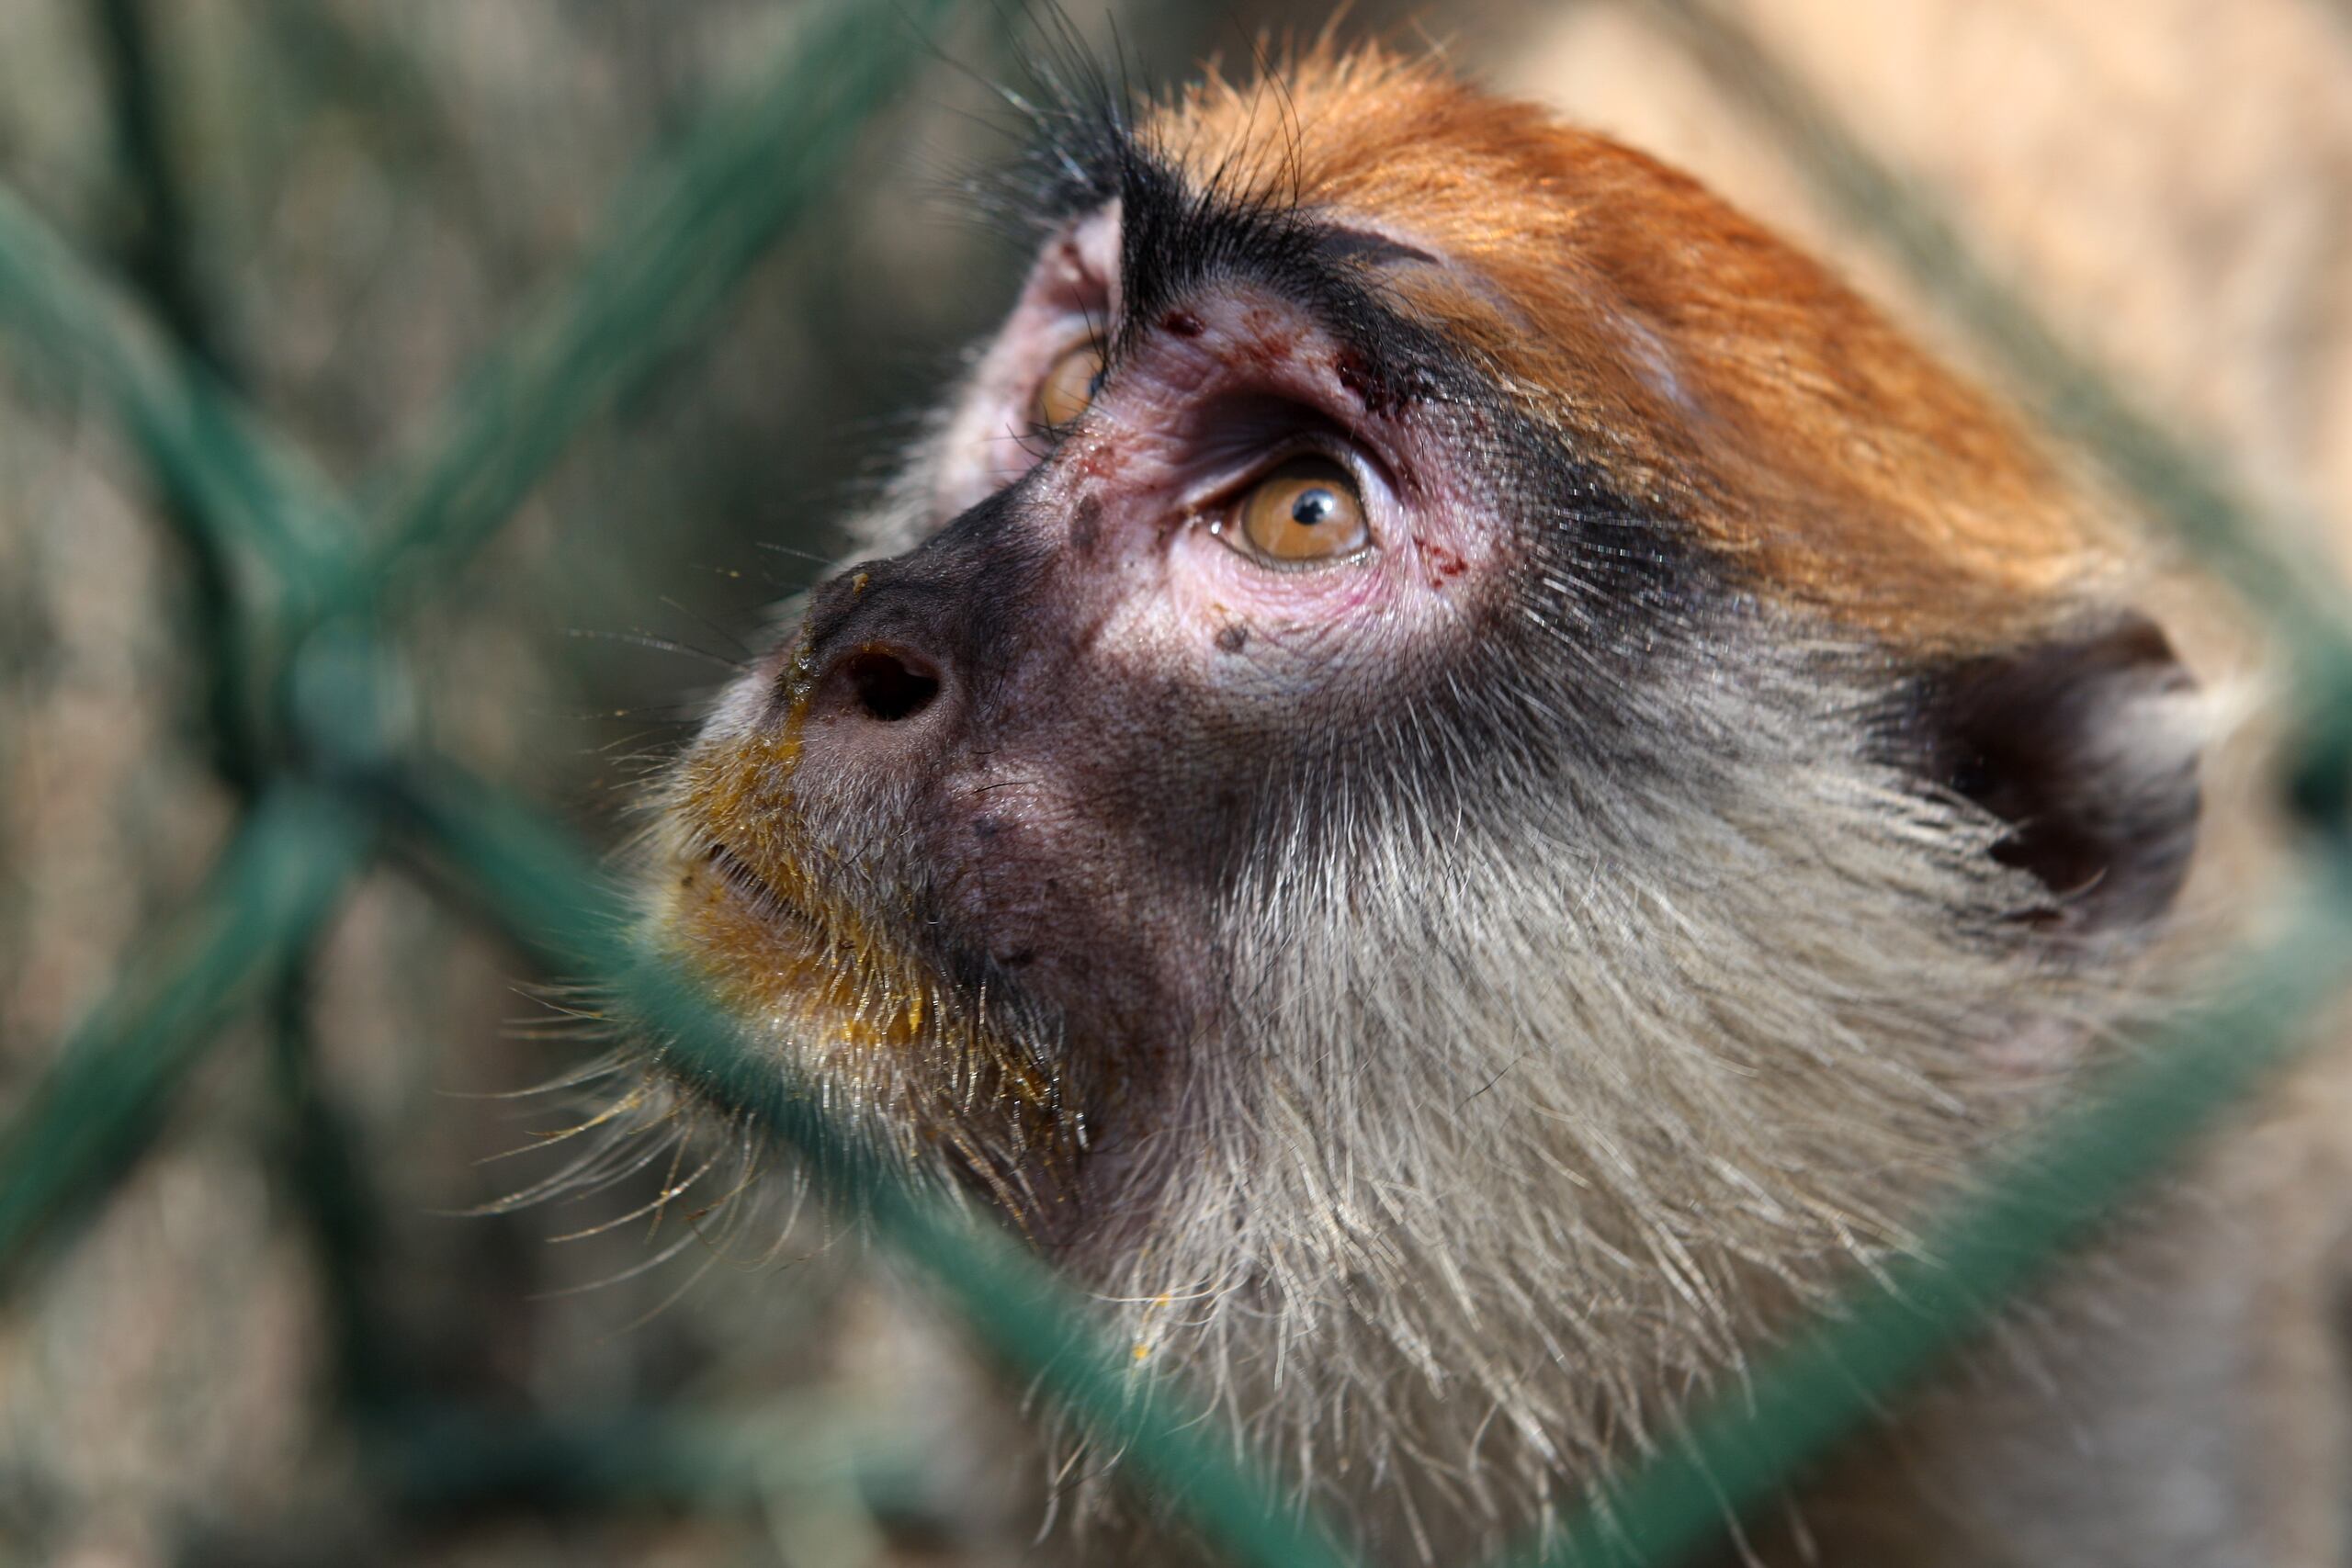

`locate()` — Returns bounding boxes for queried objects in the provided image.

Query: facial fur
[637,43,2203,1562]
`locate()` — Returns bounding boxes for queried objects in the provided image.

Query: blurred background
[0,2,2346,1564]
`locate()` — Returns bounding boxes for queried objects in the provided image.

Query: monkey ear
[1905,614,2202,940]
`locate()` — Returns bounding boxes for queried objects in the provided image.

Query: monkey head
[639,45,2204,1558]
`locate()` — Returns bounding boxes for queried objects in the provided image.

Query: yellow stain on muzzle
[647,634,1074,1207]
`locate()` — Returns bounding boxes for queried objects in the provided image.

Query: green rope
[0,787,369,1295]
[340,0,960,617]
[381,758,1357,1568]
[0,4,2346,1564]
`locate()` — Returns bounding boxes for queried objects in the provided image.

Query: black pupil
[1291,487,1339,527]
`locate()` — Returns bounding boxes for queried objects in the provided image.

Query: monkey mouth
[675,833,947,1056]
[658,829,1083,1216]
[661,827,894,1023]
[700,839,818,938]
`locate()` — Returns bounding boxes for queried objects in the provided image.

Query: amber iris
[1033,339,1106,431]
[1229,455,1370,564]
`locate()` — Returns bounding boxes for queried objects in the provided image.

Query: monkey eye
[1213,455,1372,567]
[1032,339,1106,433]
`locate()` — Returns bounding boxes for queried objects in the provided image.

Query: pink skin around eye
[932,203,1498,692]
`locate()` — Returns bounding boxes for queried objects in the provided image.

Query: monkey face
[652,201,1515,1217]
[651,159,1724,1224]
[642,47,2208,1545]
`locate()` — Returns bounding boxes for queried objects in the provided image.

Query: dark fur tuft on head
[942,6,1136,241]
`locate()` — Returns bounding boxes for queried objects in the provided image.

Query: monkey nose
[806,638,948,733]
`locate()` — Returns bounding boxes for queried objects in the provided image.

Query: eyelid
[1180,435,1378,520]
[1176,377,1408,499]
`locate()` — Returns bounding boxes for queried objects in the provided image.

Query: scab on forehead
[1334,348,1404,418]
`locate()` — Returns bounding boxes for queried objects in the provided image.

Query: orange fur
[1144,45,2112,649]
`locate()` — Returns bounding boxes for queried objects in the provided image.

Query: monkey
[630,39,2352,1568]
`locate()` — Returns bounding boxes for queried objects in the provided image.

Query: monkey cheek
[1164,518,1487,700]
[933,775,1209,1043]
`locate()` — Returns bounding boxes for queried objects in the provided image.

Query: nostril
[840,644,941,723]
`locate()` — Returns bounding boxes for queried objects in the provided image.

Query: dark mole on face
[1070,494,1104,558]
[1215,623,1249,654]
[1161,309,1204,338]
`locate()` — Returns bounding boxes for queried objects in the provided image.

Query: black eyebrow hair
[1117,152,1364,321]
[1122,152,1470,421]
[991,60,1697,652]
[1317,227,1442,269]
[1017,107,1464,413]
